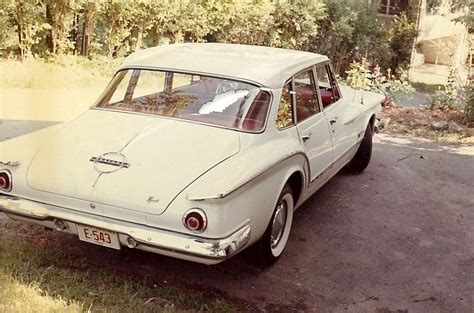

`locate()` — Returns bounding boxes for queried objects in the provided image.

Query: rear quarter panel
[158,126,308,243]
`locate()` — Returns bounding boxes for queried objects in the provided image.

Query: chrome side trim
[187,151,309,201]
[0,161,20,166]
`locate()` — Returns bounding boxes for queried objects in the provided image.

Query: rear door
[290,68,333,183]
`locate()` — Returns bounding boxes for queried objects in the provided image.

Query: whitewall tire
[258,184,294,265]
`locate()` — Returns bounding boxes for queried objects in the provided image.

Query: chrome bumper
[0,194,251,265]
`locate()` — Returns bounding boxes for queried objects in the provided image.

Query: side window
[276,82,294,129]
[316,65,341,108]
[294,70,320,122]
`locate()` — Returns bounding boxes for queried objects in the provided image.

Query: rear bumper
[0,194,251,265]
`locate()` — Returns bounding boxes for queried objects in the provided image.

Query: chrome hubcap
[271,200,287,248]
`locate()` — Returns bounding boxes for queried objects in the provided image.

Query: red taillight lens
[183,209,207,233]
[0,171,11,191]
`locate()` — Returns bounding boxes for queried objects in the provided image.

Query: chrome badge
[90,152,130,174]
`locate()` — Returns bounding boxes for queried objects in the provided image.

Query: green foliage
[0,1,17,51]
[314,0,416,76]
[44,0,76,54]
[454,1,473,33]
[315,0,359,73]
[429,67,470,111]
[465,82,474,125]
[271,0,326,49]
[100,0,135,58]
[212,0,275,45]
[345,58,373,91]
[0,0,422,80]
[387,13,418,73]
[4,0,50,59]
[427,0,470,12]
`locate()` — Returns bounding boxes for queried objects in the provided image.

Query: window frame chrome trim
[92,68,273,135]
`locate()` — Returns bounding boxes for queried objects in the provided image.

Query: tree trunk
[45,4,55,53]
[152,25,161,46]
[81,3,95,58]
[107,22,116,59]
[17,23,23,61]
[135,27,143,51]
[16,2,24,60]
[71,13,79,55]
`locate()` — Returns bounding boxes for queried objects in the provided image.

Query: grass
[0,220,240,313]
[0,273,83,313]
[0,56,120,90]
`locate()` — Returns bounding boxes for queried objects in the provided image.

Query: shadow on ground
[0,120,474,313]
[2,131,473,312]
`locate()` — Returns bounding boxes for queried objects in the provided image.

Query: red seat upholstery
[320,90,333,107]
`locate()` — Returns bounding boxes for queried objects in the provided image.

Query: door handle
[329,118,338,125]
[302,133,312,142]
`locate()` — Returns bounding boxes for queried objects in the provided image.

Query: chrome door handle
[302,133,312,142]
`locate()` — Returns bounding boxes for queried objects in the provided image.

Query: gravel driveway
[1,121,473,312]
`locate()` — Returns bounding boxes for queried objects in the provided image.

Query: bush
[387,13,418,74]
[428,68,469,111]
[466,82,474,125]
[343,58,414,105]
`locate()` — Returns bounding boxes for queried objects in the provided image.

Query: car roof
[120,43,329,89]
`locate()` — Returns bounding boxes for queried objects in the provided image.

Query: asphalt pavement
[0,119,59,142]
[1,121,473,312]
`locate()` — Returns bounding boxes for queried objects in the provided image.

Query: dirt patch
[380,106,474,144]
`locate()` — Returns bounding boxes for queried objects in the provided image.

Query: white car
[0,44,383,265]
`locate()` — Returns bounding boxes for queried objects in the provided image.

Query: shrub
[465,82,474,125]
[344,58,414,105]
[428,67,469,111]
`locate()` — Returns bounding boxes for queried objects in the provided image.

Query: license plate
[77,224,120,250]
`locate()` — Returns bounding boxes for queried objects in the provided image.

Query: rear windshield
[94,69,271,132]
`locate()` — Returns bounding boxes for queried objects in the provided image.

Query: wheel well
[287,171,303,205]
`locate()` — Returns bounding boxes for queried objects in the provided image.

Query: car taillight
[183,208,207,233]
[0,170,11,192]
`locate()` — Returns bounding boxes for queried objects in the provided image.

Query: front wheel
[346,122,373,174]
[257,184,294,266]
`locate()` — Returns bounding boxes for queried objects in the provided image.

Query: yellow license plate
[77,224,120,250]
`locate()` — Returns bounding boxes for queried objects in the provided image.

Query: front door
[315,64,355,164]
[291,68,333,183]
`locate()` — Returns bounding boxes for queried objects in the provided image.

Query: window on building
[378,0,408,15]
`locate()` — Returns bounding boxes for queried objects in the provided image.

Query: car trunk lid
[27,109,240,215]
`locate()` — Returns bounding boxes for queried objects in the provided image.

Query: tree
[388,13,418,73]
[271,0,326,50]
[100,0,134,58]
[44,0,75,54]
[128,0,159,52]
[80,0,98,57]
[6,0,49,59]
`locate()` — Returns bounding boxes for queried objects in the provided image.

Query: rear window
[95,69,271,132]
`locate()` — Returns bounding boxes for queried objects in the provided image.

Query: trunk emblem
[90,152,130,174]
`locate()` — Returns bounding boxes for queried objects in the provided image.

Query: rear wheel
[346,122,373,174]
[258,184,294,266]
